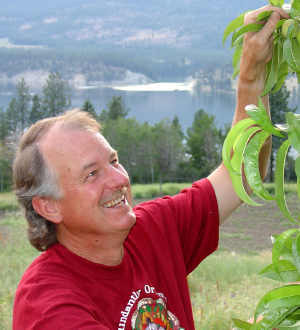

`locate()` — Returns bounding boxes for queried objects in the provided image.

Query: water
[73,85,238,131]
[1,82,299,132]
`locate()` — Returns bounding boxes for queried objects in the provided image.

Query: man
[12,5,289,330]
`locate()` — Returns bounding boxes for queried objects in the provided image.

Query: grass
[131,182,192,199]
[0,212,40,330]
[0,193,18,212]
[262,182,298,195]
[188,250,280,329]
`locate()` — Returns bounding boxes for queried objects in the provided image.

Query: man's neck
[57,230,128,266]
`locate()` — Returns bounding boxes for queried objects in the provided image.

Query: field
[0,184,298,329]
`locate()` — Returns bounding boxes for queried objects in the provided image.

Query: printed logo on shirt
[131,297,184,330]
[117,284,184,330]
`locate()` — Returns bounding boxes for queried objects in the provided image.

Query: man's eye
[88,171,96,177]
[111,159,118,164]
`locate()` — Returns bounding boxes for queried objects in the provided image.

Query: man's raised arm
[208,5,289,225]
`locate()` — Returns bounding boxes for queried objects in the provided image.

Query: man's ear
[32,196,62,224]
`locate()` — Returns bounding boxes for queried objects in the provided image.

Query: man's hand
[239,5,289,94]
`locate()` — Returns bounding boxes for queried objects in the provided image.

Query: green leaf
[254,285,300,321]
[292,0,300,11]
[222,118,256,174]
[275,19,285,31]
[277,318,300,329]
[283,37,300,73]
[259,260,300,283]
[290,9,300,20]
[257,11,273,22]
[272,234,296,266]
[271,61,289,94]
[232,318,253,330]
[261,55,277,97]
[230,126,261,173]
[232,37,244,78]
[296,155,300,205]
[233,57,241,79]
[272,234,279,244]
[292,232,300,275]
[233,38,244,69]
[271,73,289,94]
[267,0,279,5]
[296,154,300,180]
[262,42,281,96]
[287,113,300,153]
[231,23,264,48]
[245,98,284,137]
[297,179,300,205]
[253,306,299,329]
[266,285,300,309]
[275,140,299,224]
[273,229,299,277]
[291,38,300,72]
[244,130,275,200]
[229,126,263,206]
[223,11,248,46]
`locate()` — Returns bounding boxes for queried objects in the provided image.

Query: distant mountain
[0,0,266,51]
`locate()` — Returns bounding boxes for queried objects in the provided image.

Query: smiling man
[12,5,289,330]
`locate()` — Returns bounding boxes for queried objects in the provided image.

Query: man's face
[39,127,136,242]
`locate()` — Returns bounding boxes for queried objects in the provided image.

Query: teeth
[103,196,125,208]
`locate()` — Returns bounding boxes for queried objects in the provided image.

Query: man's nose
[106,164,129,190]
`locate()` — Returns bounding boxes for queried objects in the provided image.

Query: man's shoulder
[18,244,67,285]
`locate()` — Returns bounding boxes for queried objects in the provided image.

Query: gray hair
[13,109,100,251]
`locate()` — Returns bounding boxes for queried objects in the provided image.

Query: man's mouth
[102,195,126,208]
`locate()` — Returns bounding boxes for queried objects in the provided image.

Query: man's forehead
[39,126,113,163]
[40,125,105,146]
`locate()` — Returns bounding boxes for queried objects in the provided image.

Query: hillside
[0,0,268,83]
[2,0,266,50]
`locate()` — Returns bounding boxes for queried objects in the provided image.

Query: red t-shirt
[13,179,219,330]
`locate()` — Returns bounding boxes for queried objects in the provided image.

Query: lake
[1,81,299,133]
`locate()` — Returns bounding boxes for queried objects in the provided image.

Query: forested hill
[3,0,265,51]
[0,0,267,82]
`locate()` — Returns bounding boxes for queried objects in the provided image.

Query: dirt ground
[218,193,300,253]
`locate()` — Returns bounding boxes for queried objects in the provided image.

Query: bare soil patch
[219,193,300,253]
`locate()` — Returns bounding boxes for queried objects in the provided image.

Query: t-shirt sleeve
[170,178,219,273]
[133,178,219,274]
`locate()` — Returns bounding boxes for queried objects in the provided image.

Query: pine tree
[29,94,44,124]
[0,107,8,146]
[172,115,184,140]
[106,96,130,120]
[186,109,220,177]
[6,97,19,133]
[81,98,98,120]
[15,77,30,131]
[42,72,71,117]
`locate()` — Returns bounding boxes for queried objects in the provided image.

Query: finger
[244,5,290,25]
[257,11,281,43]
